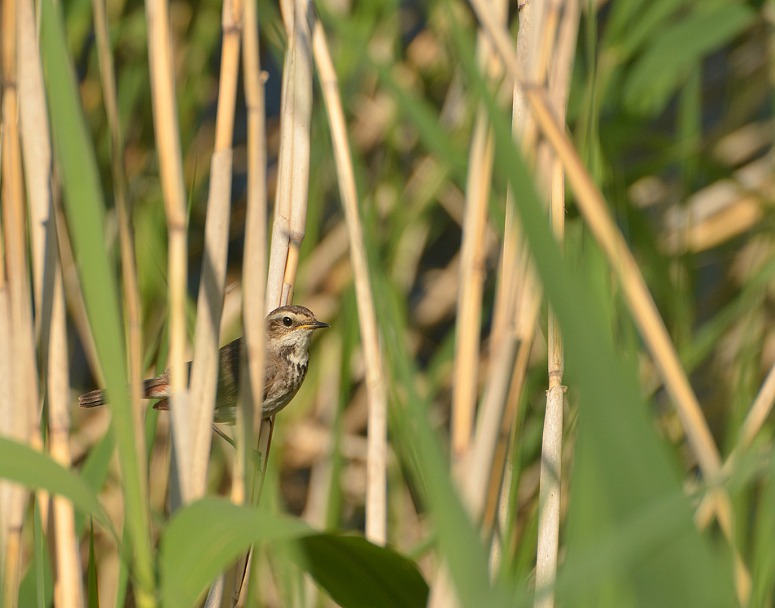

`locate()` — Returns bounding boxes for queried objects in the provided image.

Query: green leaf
[88,520,99,608]
[18,501,54,608]
[40,0,154,596]
[749,445,775,606]
[292,533,429,608]
[623,4,755,115]
[160,498,310,608]
[0,437,110,530]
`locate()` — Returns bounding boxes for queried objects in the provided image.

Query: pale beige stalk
[18,0,84,602]
[450,109,492,463]
[189,0,243,501]
[535,3,578,607]
[478,0,543,562]
[432,5,507,606]
[227,0,267,604]
[481,0,544,546]
[247,2,314,593]
[313,21,389,545]
[450,6,509,463]
[145,0,191,502]
[236,0,267,506]
[259,0,314,477]
[1,1,38,602]
[266,0,313,312]
[185,0,243,604]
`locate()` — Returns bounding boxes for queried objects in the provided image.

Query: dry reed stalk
[535,3,578,607]
[18,0,84,602]
[265,0,313,311]
[482,249,540,542]
[313,20,389,545]
[144,0,192,503]
[189,0,243,499]
[480,0,545,556]
[92,0,146,465]
[469,0,723,482]
[450,109,493,462]
[1,0,38,601]
[259,0,313,471]
[185,0,243,602]
[238,1,313,601]
[450,0,507,463]
[225,1,267,604]
[236,0,267,509]
[431,6,509,607]
[462,332,520,522]
[482,200,543,565]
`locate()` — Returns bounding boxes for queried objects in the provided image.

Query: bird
[78,305,329,423]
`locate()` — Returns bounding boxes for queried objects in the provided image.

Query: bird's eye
[282,316,293,327]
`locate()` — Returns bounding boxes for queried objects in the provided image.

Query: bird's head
[266,305,329,357]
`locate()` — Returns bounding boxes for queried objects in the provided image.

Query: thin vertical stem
[237,0,267,513]
[18,0,84,602]
[313,21,389,545]
[261,0,313,460]
[145,0,191,506]
[266,0,313,312]
[1,0,37,601]
[189,0,243,499]
[534,3,578,606]
[229,0,267,603]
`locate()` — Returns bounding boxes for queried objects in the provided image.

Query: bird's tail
[79,389,107,408]
[79,370,171,408]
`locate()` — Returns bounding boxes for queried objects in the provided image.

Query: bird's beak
[305,321,330,330]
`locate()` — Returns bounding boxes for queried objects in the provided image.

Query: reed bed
[1,1,775,606]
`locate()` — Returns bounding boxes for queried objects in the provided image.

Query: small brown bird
[78,305,329,423]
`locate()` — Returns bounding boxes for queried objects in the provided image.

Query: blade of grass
[535,3,579,606]
[189,0,242,500]
[39,0,155,602]
[91,0,146,492]
[0,437,113,534]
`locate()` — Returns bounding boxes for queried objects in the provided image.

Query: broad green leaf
[160,498,310,608]
[292,533,429,608]
[0,437,110,529]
